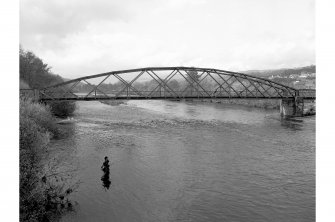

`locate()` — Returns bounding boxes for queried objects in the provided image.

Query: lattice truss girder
[40,68,297,100]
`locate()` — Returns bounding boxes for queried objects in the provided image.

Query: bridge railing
[39,90,223,100]
[36,88,316,101]
[297,89,316,98]
[38,89,295,101]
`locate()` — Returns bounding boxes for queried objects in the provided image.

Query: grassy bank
[20,98,77,221]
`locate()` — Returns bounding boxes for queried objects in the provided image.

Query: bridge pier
[33,89,40,101]
[280,97,315,117]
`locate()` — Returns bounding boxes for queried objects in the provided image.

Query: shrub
[20,99,59,138]
[47,101,76,118]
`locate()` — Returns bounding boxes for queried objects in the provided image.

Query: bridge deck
[39,95,316,101]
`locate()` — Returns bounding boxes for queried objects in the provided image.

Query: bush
[47,101,76,118]
[20,99,59,138]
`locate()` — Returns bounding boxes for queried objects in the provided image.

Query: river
[52,100,315,222]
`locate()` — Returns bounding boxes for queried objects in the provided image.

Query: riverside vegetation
[20,47,77,221]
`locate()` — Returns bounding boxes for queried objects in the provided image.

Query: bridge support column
[280,97,316,117]
[280,97,304,117]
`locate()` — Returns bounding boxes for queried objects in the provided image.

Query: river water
[53,100,315,222]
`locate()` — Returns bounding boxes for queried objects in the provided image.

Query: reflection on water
[56,100,315,222]
[280,117,304,131]
[101,170,111,190]
[100,157,111,190]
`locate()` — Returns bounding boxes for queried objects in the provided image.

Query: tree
[168,79,180,92]
[20,47,63,89]
[20,46,76,117]
[186,69,200,96]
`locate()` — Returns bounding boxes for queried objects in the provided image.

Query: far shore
[99,98,280,110]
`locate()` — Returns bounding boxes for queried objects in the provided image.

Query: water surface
[53,100,315,222]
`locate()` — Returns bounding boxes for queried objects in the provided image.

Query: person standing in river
[101,156,111,189]
[101,156,110,172]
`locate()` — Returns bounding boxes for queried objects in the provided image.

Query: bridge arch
[39,67,303,101]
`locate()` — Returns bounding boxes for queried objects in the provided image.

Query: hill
[243,65,315,78]
[243,65,316,89]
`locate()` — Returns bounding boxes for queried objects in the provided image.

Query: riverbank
[191,98,316,116]
[99,98,280,110]
[180,98,281,110]
[20,98,77,221]
[99,100,126,106]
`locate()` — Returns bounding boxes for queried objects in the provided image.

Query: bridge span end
[280,97,315,117]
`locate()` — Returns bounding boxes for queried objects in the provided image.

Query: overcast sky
[20,0,315,79]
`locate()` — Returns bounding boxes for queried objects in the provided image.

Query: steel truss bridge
[34,67,315,101]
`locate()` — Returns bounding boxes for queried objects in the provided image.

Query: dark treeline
[20,47,76,117]
[20,47,64,89]
[20,47,77,221]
